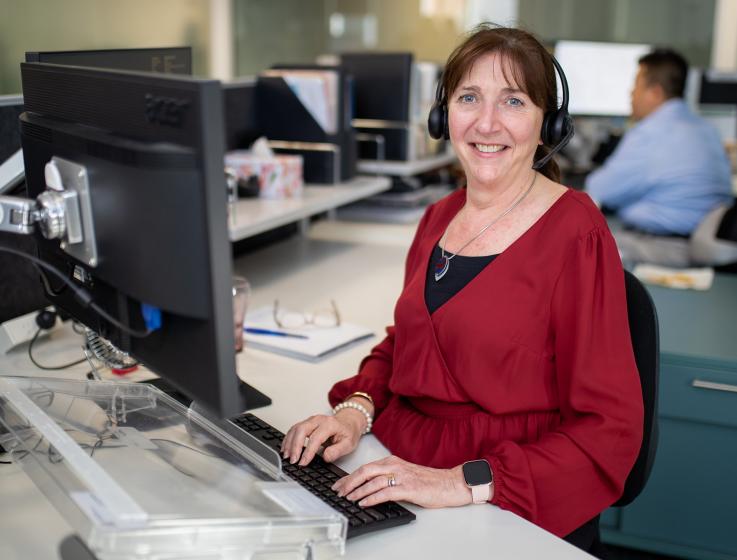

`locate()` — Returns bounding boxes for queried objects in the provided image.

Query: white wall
[712,0,737,71]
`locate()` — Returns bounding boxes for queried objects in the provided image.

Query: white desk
[356,150,456,177]
[0,220,592,560]
[228,176,391,241]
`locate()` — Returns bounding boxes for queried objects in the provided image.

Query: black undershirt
[425,244,497,313]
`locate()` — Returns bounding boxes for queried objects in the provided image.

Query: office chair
[689,199,737,273]
[616,269,660,507]
[570,271,660,557]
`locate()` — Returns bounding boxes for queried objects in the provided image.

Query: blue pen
[244,327,309,340]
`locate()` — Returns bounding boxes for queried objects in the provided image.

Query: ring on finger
[387,473,397,488]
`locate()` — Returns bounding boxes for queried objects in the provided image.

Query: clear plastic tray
[0,376,346,559]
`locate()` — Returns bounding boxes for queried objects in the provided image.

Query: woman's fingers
[332,456,396,496]
[322,436,354,463]
[344,472,397,503]
[298,421,337,466]
[282,416,320,463]
[356,486,397,508]
[281,415,352,465]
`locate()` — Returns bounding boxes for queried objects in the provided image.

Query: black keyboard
[230,413,416,538]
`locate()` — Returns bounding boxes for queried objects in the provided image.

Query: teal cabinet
[601,275,737,560]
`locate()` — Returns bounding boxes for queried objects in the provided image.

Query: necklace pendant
[434,255,450,282]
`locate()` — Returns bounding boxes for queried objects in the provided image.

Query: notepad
[633,264,715,290]
[243,306,374,362]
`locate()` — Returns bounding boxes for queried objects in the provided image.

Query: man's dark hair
[638,49,689,99]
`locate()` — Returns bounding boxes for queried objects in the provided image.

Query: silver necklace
[434,172,537,282]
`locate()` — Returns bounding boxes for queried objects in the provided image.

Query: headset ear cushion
[541,110,570,146]
[540,112,552,146]
[427,105,447,140]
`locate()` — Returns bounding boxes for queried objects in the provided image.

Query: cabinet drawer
[617,418,737,558]
[660,363,737,428]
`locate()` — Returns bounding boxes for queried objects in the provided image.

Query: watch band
[470,482,492,504]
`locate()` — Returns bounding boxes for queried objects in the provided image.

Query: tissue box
[225,151,303,199]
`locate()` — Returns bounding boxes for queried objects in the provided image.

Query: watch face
[463,460,492,486]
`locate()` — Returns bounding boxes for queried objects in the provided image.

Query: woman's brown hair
[441,23,561,182]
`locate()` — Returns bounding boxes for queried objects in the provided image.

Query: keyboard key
[365,508,386,521]
[356,512,374,524]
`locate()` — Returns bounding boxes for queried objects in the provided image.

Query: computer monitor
[554,40,652,117]
[0,95,49,325]
[223,78,259,151]
[18,61,243,417]
[699,69,737,105]
[340,52,413,123]
[0,95,24,163]
[25,47,192,75]
[340,52,415,160]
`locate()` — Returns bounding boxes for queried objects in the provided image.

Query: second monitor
[554,40,651,117]
[25,47,192,75]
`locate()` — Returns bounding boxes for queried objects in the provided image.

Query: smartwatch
[462,459,493,504]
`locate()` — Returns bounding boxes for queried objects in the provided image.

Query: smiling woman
[282,23,644,556]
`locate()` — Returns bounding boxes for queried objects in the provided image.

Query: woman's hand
[331,455,474,509]
[281,409,366,466]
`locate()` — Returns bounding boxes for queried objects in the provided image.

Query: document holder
[0,376,346,560]
[257,67,357,184]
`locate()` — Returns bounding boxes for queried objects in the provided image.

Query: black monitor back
[25,47,192,75]
[699,71,737,105]
[0,95,23,162]
[19,62,241,417]
[0,95,48,324]
[223,79,260,151]
[340,53,413,122]
[340,53,414,160]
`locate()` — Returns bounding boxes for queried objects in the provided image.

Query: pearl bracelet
[333,400,373,434]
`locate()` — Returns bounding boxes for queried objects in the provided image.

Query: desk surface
[0,220,592,560]
[356,150,456,177]
[228,176,391,241]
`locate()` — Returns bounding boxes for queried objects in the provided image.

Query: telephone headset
[427,54,574,171]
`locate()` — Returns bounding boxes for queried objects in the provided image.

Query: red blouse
[329,188,644,537]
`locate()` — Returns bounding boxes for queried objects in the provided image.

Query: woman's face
[448,52,544,190]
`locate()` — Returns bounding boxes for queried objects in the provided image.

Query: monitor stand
[139,377,272,414]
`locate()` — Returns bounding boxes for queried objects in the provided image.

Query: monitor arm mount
[0,157,135,371]
[0,157,98,267]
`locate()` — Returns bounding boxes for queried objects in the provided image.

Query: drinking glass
[233,276,251,352]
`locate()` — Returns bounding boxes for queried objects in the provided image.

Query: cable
[89,301,151,338]
[27,327,87,370]
[0,244,151,338]
[38,265,67,297]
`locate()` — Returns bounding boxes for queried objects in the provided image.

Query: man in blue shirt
[586,49,733,265]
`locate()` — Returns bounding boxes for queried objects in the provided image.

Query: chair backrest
[689,199,737,268]
[615,270,660,507]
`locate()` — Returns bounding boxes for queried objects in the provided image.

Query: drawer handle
[691,379,737,394]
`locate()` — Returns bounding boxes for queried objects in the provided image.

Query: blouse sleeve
[328,204,436,415]
[486,226,644,537]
